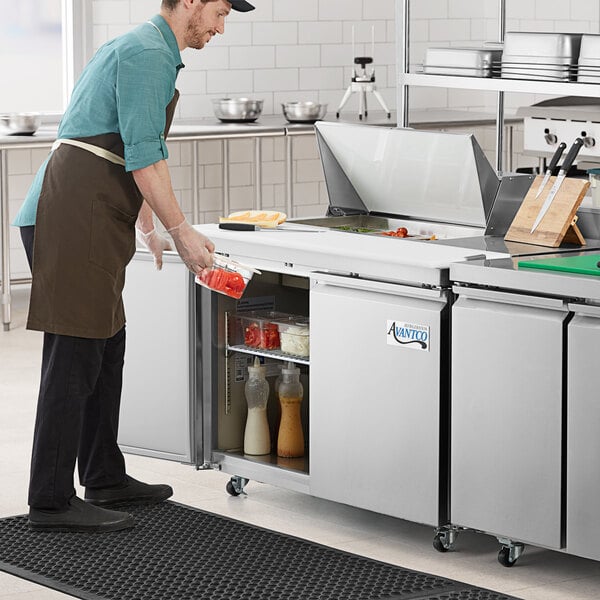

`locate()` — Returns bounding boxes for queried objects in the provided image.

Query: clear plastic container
[276,317,310,357]
[277,362,304,458]
[244,357,270,456]
[195,255,256,299]
[236,311,292,350]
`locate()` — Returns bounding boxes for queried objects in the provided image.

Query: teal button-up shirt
[13,15,184,227]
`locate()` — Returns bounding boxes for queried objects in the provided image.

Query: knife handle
[560,138,584,174]
[548,142,567,173]
[219,222,257,231]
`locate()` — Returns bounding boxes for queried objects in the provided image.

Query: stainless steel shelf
[212,450,310,493]
[227,344,310,366]
[402,73,600,97]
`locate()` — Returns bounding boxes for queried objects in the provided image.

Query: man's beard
[186,14,209,49]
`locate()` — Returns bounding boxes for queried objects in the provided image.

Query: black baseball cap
[230,0,255,11]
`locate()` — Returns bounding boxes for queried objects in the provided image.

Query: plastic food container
[236,311,293,350]
[276,318,310,357]
[195,255,256,299]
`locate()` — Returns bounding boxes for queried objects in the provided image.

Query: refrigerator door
[566,303,600,561]
[309,273,448,526]
[451,287,568,549]
[120,252,197,463]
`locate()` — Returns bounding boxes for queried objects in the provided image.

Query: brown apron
[28,91,180,339]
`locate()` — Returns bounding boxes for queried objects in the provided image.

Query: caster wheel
[498,546,517,567]
[336,112,340,118]
[226,480,240,496]
[433,533,449,553]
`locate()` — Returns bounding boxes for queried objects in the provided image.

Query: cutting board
[518,254,600,276]
[505,175,589,247]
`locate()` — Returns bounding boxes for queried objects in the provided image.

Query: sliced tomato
[225,272,246,293]
[260,323,280,349]
[244,323,261,347]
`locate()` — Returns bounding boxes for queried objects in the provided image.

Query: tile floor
[1,285,600,600]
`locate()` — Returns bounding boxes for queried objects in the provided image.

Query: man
[12,0,255,533]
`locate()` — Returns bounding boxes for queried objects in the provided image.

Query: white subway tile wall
[5,0,600,281]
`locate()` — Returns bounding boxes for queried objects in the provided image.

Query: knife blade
[218,222,322,232]
[535,141,566,199]
[530,137,584,234]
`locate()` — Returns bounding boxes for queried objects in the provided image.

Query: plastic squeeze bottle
[277,362,304,458]
[244,357,271,455]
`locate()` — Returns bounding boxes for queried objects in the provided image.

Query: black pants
[21,226,126,509]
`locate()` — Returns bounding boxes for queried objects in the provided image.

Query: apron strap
[52,139,126,167]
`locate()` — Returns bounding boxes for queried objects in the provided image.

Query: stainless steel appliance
[449,254,600,565]
[517,97,600,163]
[119,124,565,547]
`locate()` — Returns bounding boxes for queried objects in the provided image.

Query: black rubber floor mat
[0,501,521,600]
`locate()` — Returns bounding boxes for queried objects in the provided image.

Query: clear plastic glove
[135,228,173,270]
[167,219,215,275]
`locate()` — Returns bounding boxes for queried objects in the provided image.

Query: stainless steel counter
[0,109,521,330]
[450,249,600,302]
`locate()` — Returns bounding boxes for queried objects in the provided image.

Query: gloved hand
[167,219,215,275]
[135,227,173,270]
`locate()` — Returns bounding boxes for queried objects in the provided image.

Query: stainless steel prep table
[119,125,528,534]
[0,110,520,330]
[120,224,509,527]
[449,253,600,565]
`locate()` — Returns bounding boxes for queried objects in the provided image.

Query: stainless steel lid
[314,121,498,228]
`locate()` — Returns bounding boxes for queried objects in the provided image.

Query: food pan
[291,215,482,240]
[501,62,573,81]
[502,32,582,60]
[578,34,600,82]
[501,32,581,81]
[423,47,502,77]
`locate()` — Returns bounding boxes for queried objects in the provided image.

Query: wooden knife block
[505,174,590,247]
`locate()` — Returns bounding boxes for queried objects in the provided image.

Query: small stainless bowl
[282,101,328,123]
[212,98,264,122]
[0,112,42,135]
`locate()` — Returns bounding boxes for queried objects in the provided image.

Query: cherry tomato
[382,227,409,237]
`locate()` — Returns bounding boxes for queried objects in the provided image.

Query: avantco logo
[386,320,429,352]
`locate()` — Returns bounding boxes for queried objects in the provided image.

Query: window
[0,0,91,115]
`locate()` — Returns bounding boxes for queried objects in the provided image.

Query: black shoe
[29,496,135,533]
[85,475,173,506]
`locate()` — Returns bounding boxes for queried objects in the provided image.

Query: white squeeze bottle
[244,357,271,455]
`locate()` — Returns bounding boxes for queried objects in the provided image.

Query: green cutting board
[518,254,600,276]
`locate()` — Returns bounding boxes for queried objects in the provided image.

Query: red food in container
[195,255,257,299]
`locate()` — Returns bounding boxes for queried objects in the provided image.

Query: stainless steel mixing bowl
[212,98,264,122]
[0,112,42,135]
[282,101,328,123]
